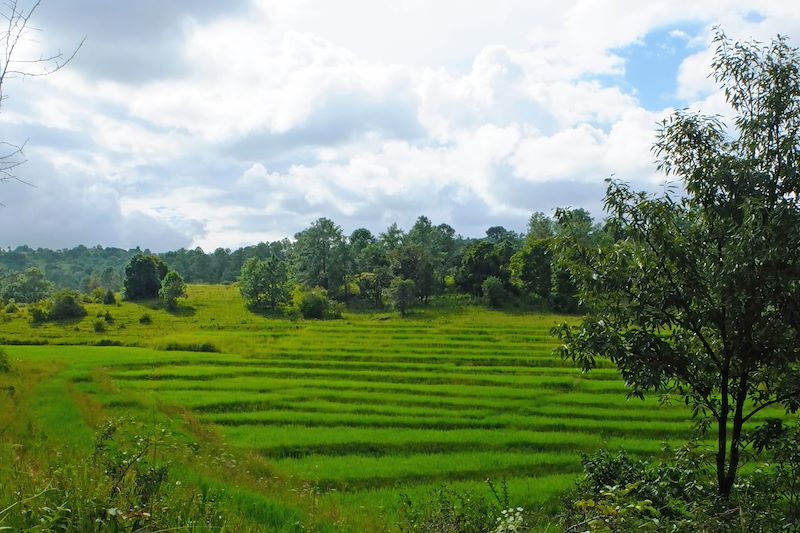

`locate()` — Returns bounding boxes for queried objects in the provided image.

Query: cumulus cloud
[0,0,798,250]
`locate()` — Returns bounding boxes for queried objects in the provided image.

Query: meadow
[0,285,713,530]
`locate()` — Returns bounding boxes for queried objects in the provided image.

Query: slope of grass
[0,285,705,531]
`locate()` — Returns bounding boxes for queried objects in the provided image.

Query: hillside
[0,285,710,530]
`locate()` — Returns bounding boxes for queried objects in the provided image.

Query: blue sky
[0,0,798,251]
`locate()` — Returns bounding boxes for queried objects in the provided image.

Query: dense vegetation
[0,211,597,315]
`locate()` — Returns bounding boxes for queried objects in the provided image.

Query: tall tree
[293,218,347,296]
[123,255,169,300]
[553,32,800,496]
[238,256,291,312]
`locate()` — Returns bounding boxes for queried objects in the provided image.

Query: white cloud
[1,0,799,250]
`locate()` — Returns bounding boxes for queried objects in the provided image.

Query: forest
[0,209,599,315]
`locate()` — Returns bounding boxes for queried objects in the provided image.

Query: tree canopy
[554,31,800,496]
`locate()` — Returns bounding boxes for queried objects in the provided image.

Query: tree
[385,277,416,316]
[0,0,82,187]
[238,255,290,312]
[159,271,187,310]
[123,254,168,300]
[553,31,800,497]
[0,267,52,303]
[293,218,347,297]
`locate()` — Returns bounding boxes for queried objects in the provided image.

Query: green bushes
[28,290,87,324]
[49,290,88,320]
[564,440,800,532]
[0,347,9,373]
[288,288,342,320]
[482,276,508,309]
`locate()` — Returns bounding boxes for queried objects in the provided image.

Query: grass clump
[139,313,152,325]
[0,348,9,373]
[162,341,219,353]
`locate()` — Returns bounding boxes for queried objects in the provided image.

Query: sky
[0,0,798,252]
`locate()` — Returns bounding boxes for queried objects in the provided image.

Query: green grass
[0,285,703,531]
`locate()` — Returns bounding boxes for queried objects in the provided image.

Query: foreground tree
[554,31,800,497]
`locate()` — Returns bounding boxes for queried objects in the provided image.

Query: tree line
[0,209,609,313]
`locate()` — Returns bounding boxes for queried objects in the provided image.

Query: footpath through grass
[0,285,712,530]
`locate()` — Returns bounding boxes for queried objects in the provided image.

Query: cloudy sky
[0,0,798,251]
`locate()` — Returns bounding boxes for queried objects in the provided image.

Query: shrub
[482,276,508,309]
[0,348,10,373]
[385,278,416,316]
[29,304,48,324]
[93,319,106,333]
[103,289,116,305]
[48,290,87,321]
[139,313,152,325]
[162,342,219,353]
[291,288,341,320]
[4,300,18,314]
[89,287,107,303]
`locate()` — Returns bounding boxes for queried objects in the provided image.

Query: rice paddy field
[0,285,710,530]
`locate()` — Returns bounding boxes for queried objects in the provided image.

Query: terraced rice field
[1,286,700,529]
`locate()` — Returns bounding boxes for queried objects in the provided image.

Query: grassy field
[0,285,723,530]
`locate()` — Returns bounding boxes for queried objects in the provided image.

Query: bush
[139,313,152,325]
[4,300,18,314]
[103,289,116,305]
[385,278,416,316]
[29,305,48,324]
[93,319,106,333]
[89,287,107,303]
[48,291,87,321]
[290,288,341,320]
[482,276,508,309]
[563,444,796,532]
[0,348,10,373]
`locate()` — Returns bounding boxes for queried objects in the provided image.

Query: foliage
[553,31,800,496]
[482,276,508,309]
[48,290,88,321]
[0,267,53,303]
[123,254,169,300]
[159,270,187,310]
[0,418,239,532]
[0,347,9,373]
[290,287,342,320]
[138,313,152,325]
[564,441,799,532]
[385,277,416,316]
[293,217,348,296]
[103,288,116,305]
[238,255,291,312]
[94,318,106,332]
[509,238,551,302]
[456,240,516,296]
[398,483,518,533]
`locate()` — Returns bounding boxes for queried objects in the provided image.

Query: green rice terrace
[0,285,720,530]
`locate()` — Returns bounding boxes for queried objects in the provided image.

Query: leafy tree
[293,218,347,297]
[509,238,551,300]
[123,254,168,300]
[159,271,187,310]
[481,276,507,309]
[238,256,291,312]
[385,277,416,316]
[0,267,53,303]
[553,32,800,497]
